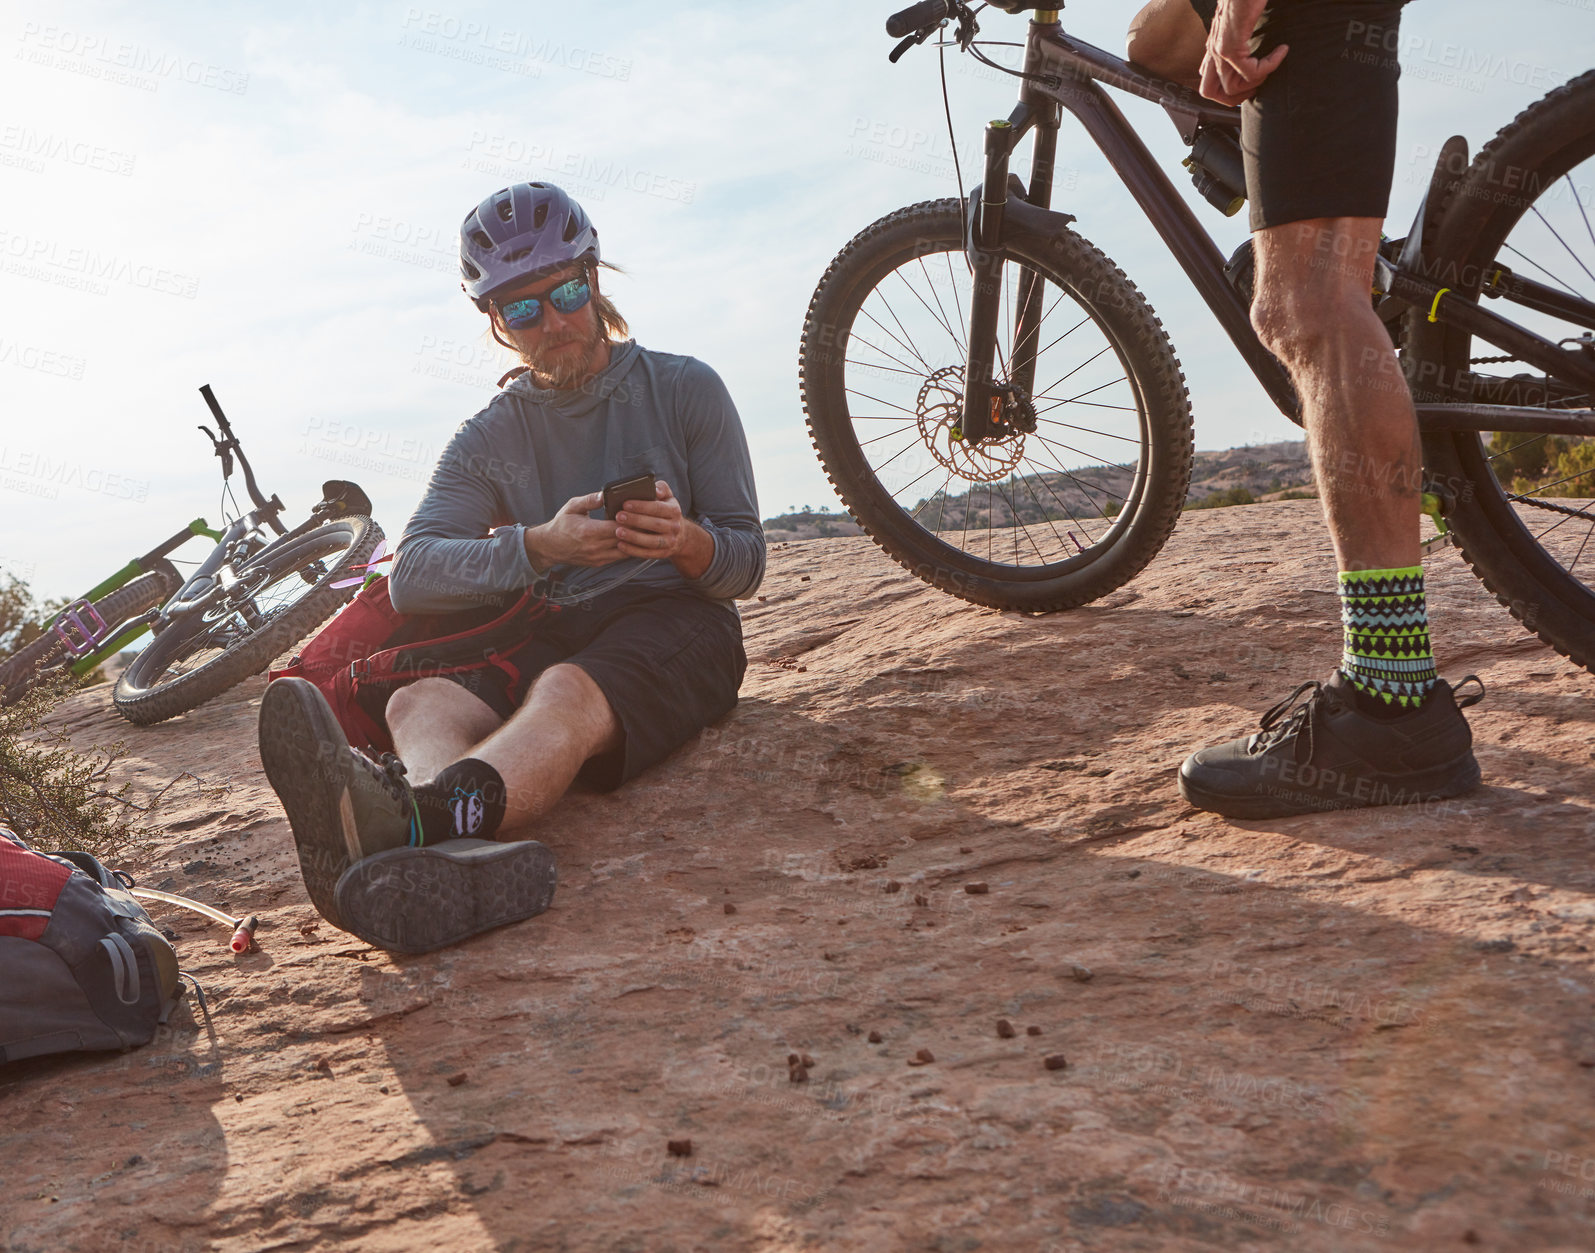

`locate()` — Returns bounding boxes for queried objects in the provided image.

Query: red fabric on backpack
[268,574,557,755]
[0,838,71,941]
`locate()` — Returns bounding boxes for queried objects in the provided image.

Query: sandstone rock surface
[4,500,1593,1252]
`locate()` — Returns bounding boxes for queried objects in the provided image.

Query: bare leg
[1127,0,1209,89]
[468,663,623,829]
[1250,217,1421,572]
[388,664,623,833]
[386,677,505,784]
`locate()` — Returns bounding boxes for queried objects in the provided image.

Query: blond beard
[522,322,609,391]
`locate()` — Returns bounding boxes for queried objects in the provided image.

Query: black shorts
[1190,0,1413,231]
[428,583,746,792]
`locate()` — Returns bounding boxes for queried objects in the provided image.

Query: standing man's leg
[1176,0,1479,817]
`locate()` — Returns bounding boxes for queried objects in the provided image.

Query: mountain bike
[798,2,1595,673]
[0,385,385,722]
[0,536,189,706]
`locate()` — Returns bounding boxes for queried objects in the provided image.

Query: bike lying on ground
[0,385,384,723]
[799,2,1595,673]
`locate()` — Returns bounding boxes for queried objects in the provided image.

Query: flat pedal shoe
[334,838,556,954]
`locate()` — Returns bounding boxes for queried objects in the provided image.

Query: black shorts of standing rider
[422,582,747,793]
[1189,0,1415,231]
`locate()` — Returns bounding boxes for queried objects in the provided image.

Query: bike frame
[958,10,1595,444]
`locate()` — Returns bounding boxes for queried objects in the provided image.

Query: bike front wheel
[113,514,382,725]
[799,199,1194,611]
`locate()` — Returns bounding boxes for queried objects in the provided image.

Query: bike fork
[961,120,1017,444]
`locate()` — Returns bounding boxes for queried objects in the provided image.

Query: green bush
[0,575,152,859]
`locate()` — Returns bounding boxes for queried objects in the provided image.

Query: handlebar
[196,384,287,533]
[886,0,950,38]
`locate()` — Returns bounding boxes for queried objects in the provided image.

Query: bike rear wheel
[799,199,1194,611]
[1406,70,1595,672]
[0,567,180,705]
[113,514,381,724]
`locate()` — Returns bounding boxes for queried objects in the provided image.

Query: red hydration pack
[267,575,558,754]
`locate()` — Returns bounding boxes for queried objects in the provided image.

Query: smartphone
[602,472,656,519]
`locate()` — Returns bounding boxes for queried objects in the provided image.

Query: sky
[1,0,1591,602]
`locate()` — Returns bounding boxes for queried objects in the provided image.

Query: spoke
[857,420,920,448]
[1037,416,1143,444]
[1529,205,1595,291]
[897,264,963,351]
[858,304,935,376]
[871,435,931,476]
[1015,450,1099,539]
[879,287,943,377]
[1571,174,1595,259]
[1501,242,1590,300]
[1034,377,1132,414]
[1025,313,1093,366]
[996,479,1052,565]
[1027,430,1132,505]
[848,322,926,378]
[1015,469,1079,556]
[919,254,966,355]
[1512,468,1595,500]
[844,387,919,417]
[1033,344,1118,404]
[943,249,968,352]
[1567,515,1594,575]
[844,358,928,379]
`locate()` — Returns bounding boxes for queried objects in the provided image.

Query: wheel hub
[916,366,1029,482]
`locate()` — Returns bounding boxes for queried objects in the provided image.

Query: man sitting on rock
[258,182,765,952]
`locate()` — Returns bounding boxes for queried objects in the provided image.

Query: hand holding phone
[602,472,657,519]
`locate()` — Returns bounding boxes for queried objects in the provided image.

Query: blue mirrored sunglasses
[499,277,591,330]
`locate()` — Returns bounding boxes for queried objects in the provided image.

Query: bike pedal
[1420,532,1454,558]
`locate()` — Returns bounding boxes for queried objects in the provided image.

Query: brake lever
[889,26,937,63]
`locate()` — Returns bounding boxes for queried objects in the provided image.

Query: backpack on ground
[267,574,558,755]
[0,826,184,1065]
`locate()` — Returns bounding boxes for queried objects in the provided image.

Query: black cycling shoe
[258,677,418,930]
[334,838,557,954]
[1178,671,1485,820]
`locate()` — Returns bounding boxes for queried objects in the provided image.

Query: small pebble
[724,902,737,915]
[1043,1054,1068,1071]
[884,880,901,893]
[906,1048,935,1067]
[801,1052,815,1067]
[379,1086,389,1095]
[868,1030,883,1044]
[960,846,972,854]
[914,894,929,907]
[313,1057,332,1075]
[965,882,989,895]
[800,575,811,582]
[789,1063,809,1084]
[668,1139,693,1157]
[1070,964,1093,983]
[996,1019,1016,1039]
[446,1072,468,1087]
[234,1093,245,1103]
[1026,1026,1042,1037]
[788,1053,801,1065]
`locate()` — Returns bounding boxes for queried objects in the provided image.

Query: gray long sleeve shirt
[390,340,765,616]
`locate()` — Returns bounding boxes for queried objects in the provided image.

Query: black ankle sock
[412,758,507,842]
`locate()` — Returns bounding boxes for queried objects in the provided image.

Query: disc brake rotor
[915,365,1026,483]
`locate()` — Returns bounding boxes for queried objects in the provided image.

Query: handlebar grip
[886,0,950,38]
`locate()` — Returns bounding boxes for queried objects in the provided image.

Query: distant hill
[763,441,1314,538]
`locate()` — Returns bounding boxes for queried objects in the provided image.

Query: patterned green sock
[1336,565,1439,711]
